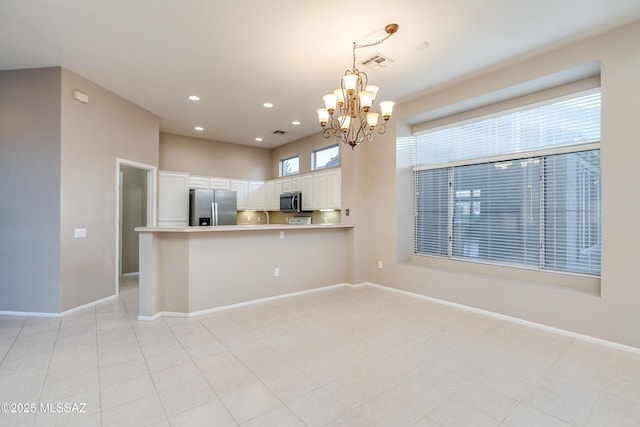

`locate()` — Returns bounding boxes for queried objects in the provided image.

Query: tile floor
[1,276,640,426]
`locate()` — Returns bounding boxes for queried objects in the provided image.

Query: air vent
[360,53,393,71]
[272,130,287,135]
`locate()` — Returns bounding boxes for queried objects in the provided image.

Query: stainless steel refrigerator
[189,189,237,226]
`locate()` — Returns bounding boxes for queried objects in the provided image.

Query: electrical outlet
[74,228,87,238]
[280,231,284,240]
[274,267,280,277]
[378,261,383,269]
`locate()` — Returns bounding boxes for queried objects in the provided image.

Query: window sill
[410,254,601,297]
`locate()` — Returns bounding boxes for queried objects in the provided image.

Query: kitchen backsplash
[236,210,341,225]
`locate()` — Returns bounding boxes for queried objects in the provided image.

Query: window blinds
[414,90,601,276]
[415,91,601,167]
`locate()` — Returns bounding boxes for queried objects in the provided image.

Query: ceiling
[2,1,639,149]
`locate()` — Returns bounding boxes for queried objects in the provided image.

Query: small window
[312,145,340,170]
[280,156,299,176]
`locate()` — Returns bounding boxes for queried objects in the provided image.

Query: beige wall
[270,133,342,178]
[0,67,61,313]
[160,133,271,180]
[60,68,159,311]
[360,21,640,348]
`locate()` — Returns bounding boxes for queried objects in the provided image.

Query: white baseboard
[0,310,59,318]
[60,294,118,316]
[359,281,640,355]
[0,294,118,318]
[137,283,350,321]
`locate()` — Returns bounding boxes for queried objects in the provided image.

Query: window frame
[279,155,300,177]
[312,144,340,171]
[412,89,602,281]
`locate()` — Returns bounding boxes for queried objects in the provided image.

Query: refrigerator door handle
[212,202,218,226]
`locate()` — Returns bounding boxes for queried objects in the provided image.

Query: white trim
[137,283,348,321]
[60,295,117,316]
[0,310,58,318]
[413,142,601,172]
[0,294,118,318]
[121,272,139,278]
[362,282,640,355]
[115,158,157,299]
[137,313,163,321]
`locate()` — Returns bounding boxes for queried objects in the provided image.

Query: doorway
[116,159,156,297]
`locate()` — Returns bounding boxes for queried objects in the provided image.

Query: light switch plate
[74,228,87,238]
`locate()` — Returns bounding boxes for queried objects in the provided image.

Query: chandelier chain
[351,32,395,69]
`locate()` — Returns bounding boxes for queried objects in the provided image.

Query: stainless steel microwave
[280,191,303,213]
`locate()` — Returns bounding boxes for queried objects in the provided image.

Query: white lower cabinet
[158,171,189,226]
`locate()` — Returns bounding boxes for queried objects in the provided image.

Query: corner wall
[0,67,61,313]
[365,21,640,348]
[60,68,159,311]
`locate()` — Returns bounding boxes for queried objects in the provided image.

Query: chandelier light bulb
[366,112,379,128]
[359,91,374,112]
[379,101,395,120]
[365,85,379,101]
[317,108,329,126]
[342,74,358,93]
[339,115,351,132]
[333,89,345,106]
[323,94,337,113]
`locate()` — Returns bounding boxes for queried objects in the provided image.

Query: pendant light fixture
[317,23,398,149]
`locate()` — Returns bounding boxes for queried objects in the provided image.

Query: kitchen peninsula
[136,224,354,319]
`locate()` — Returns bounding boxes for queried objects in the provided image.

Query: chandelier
[317,23,398,149]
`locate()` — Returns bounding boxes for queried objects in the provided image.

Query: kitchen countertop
[136,223,354,233]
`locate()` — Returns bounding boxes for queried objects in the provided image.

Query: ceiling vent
[360,53,393,71]
[272,130,287,135]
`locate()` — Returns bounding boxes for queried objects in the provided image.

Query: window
[280,156,299,176]
[414,91,601,276]
[312,145,340,170]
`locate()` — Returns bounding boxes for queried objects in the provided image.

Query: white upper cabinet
[209,177,231,190]
[188,175,210,189]
[291,177,301,192]
[230,180,248,210]
[326,169,341,210]
[282,178,292,193]
[158,171,189,226]
[300,175,313,211]
[313,172,328,209]
[247,181,266,210]
[266,180,276,211]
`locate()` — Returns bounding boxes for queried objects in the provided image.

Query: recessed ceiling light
[263,102,274,108]
[194,126,204,131]
[416,41,430,50]
[255,137,263,142]
[188,95,201,101]
[292,121,301,126]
